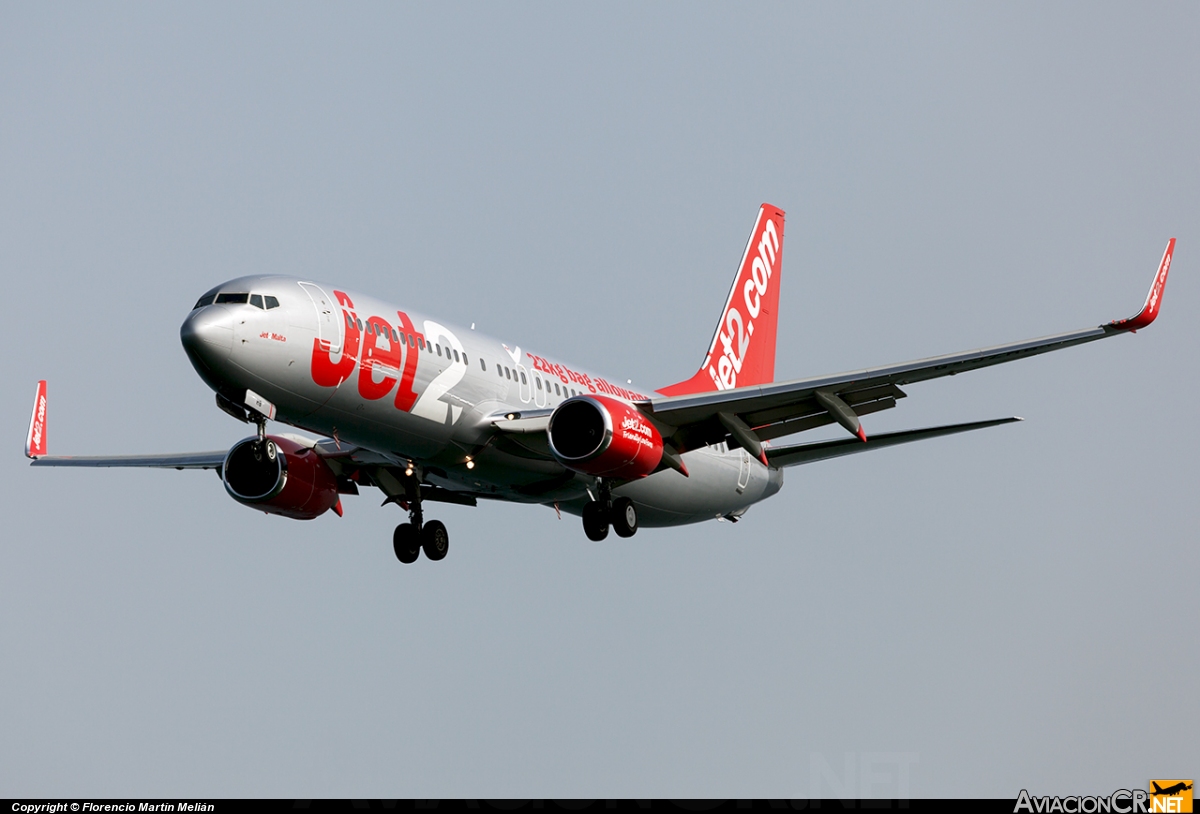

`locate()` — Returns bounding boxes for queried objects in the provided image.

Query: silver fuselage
[181,275,783,526]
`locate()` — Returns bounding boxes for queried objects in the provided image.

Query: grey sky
[2,2,1197,798]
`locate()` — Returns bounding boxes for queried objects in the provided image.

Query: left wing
[645,240,1174,454]
[24,381,482,508]
[30,452,227,470]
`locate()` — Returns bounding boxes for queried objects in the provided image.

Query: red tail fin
[658,204,785,396]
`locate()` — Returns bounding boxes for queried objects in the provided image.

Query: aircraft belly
[611,448,783,527]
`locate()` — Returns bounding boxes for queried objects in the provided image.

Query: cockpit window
[194,288,280,310]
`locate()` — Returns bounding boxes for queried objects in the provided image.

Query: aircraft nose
[180,305,234,362]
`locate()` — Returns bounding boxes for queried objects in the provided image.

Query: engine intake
[548,395,663,479]
[223,435,340,520]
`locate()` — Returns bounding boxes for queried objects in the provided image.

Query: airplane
[24,204,1175,564]
[1152,782,1193,797]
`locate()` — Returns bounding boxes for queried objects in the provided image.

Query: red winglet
[25,380,48,458]
[1111,239,1175,332]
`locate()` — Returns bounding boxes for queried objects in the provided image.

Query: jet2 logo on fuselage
[309,290,446,418]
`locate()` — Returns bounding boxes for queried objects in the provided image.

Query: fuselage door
[516,363,532,404]
[298,282,341,355]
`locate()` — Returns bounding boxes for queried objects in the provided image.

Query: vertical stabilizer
[658,204,785,396]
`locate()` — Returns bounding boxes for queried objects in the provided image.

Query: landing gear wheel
[582,500,609,541]
[393,523,421,563]
[421,520,449,561]
[611,497,638,538]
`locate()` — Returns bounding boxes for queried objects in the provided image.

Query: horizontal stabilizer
[765,417,1022,468]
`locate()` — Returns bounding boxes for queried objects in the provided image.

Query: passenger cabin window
[520,371,527,384]
[536,378,542,391]
[264,295,280,309]
[452,349,460,363]
[356,318,363,331]
[554,383,561,395]
[250,294,264,309]
[417,337,425,350]
[505,368,511,380]
[435,344,442,356]
[216,292,249,305]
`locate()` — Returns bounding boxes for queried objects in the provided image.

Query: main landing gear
[582,482,638,541]
[392,495,449,564]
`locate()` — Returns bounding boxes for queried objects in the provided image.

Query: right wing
[645,240,1174,454]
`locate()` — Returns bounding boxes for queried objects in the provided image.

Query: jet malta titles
[26,204,1175,565]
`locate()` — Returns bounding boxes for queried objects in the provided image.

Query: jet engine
[222,435,340,520]
[547,395,663,479]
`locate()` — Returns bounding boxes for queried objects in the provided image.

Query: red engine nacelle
[222,435,340,520]
[547,395,663,479]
